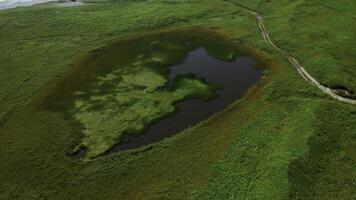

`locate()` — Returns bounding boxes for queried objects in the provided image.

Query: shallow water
[44,32,263,158]
[108,47,262,152]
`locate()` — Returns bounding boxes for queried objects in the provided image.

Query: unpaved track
[224,0,356,105]
[251,11,356,105]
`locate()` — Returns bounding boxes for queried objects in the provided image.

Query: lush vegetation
[0,0,355,199]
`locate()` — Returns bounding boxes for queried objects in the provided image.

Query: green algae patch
[72,68,217,158]
[43,32,234,158]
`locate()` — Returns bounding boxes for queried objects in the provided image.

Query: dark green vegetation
[0,0,355,199]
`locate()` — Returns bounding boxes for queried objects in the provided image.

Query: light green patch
[72,67,216,158]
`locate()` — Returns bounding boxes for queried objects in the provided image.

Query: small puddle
[43,31,263,159]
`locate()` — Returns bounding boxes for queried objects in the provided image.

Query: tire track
[251,11,356,105]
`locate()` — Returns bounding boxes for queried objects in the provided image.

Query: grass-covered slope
[0,0,355,199]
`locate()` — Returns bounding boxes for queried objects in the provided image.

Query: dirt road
[224,0,355,105]
[252,11,356,105]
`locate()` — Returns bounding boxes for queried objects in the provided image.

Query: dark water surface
[109,47,262,152]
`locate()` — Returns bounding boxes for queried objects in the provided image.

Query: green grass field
[0,0,355,199]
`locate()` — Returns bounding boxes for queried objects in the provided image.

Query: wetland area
[43,32,262,159]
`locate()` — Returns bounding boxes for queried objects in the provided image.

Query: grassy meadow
[0,0,355,199]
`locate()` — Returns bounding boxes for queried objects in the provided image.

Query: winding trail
[252,11,356,105]
[225,0,356,105]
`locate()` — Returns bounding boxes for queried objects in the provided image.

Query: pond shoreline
[54,31,263,159]
[28,28,277,160]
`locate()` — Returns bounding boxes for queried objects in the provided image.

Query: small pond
[43,31,263,159]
